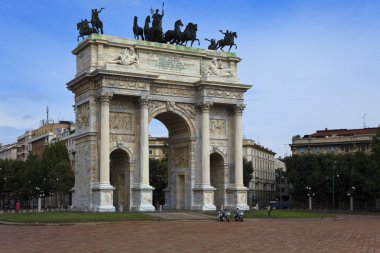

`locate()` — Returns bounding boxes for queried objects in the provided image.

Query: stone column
[139,96,150,187]
[226,104,249,210]
[98,92,113,184]
[92,91,115,212]
[200,102,212,186]
[233,104,245,187]
[193,102,215,211]
[131,96,155,212]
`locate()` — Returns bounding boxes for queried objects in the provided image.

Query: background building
[290,127,378,155]
[149,137,168,160]
[0,143,17,160]
[28,121,74,159]
[243,139,276,208]
[16,131,33,161]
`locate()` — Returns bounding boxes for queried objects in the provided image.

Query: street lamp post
[347,186,356,212]
[277,169,284,209]
[332,162,339,209]
[306,186,314,210]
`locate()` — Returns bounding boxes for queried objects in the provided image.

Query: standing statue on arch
[150,2,164,42]
[91,7,105,34]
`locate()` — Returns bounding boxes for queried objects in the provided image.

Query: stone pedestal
[193,186,216,211]
[92,183,116,212]
[132,185,155,212]
[226,186,249,210]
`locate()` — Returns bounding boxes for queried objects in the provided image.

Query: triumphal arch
[67,34,251,212]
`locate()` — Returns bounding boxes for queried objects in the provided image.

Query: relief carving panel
[150,85,197,97]
[210,119,226,137]
[103,79,149,90]
[109,112,133,130]
[172,146,189,168]
[76,102,89,129]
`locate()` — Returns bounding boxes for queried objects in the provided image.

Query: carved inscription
[210,119,226,137]
[76,102,89,129]
[140,52,199,74]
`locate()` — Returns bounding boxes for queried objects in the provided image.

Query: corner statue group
[77,7,105,41]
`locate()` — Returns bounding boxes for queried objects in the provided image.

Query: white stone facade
[67,34,251,212]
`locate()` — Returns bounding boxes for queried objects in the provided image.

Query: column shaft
[234,104,245,187]
[98,92,112,184]
[200,102,212,186]
[139,97,150,186]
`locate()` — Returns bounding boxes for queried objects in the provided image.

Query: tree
[372,127,380,167]
[243,159,253,188]
[41,141,74,207]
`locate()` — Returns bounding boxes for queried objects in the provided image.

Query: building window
[149,149,153,155]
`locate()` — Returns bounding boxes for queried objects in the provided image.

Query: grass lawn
[0,212,158,223]
[243,210,335,219]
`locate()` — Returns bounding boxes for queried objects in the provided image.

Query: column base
[226,186,249,210]
[132,184,155,212]
[193,185,216,211]
[92,183,116,212]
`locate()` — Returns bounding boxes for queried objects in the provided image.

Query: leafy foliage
[243,159,253,187]
[149,151,168,207]
[284,135,380,209]
[0,141,74,207]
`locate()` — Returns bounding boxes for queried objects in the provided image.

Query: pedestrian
[267,203,272,217]
[15,201,20,213]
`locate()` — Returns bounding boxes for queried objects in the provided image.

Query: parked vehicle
[217,209,231,222]
[234,208,244,221]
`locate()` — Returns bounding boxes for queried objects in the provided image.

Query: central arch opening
[149,110,192,210]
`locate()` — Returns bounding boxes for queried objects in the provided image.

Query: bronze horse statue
[180,23,200,47]
[77,19,98,41]
[163,19,183,44]
[216,30,237,52]
[91,8,104,34]
[133,16,144,40]
[144,15,151,41]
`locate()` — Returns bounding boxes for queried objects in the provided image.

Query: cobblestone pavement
[1,214,379,253]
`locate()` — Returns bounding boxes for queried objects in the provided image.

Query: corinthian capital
[139,96,150,108]
[96,91,113,104]
[198,101,213,112]
[233,104,246,114]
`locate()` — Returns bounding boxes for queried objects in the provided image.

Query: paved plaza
[0,214,379,253]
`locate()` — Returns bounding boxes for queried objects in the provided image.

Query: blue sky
[0,0,379,157]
